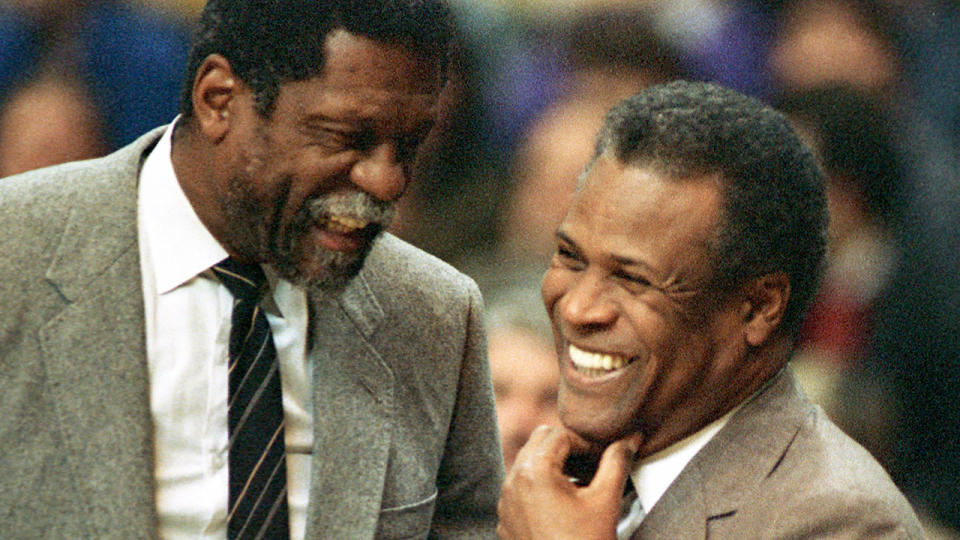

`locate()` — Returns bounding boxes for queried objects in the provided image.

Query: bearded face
[219,173,395,292]
[276,189,396,292]
[206,32,442,290]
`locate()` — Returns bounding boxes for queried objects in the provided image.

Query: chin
[564,425,625,449]
[272,230,376,292]
[559,403,634,448]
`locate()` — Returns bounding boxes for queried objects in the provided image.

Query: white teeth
[324,215,369,233]
[568,344,630,374]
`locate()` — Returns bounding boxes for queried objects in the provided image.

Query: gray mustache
[307,191,396,226]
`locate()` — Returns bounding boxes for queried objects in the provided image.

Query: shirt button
[211,454,225,469]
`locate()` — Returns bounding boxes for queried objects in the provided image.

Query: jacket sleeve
[430,282,505,538]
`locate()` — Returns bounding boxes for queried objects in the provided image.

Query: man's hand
[496,425,641,540]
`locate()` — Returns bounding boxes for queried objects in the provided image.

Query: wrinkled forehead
[564,156,724,265]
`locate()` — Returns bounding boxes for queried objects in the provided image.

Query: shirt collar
[630,404,739,514]
[139,118,228,295]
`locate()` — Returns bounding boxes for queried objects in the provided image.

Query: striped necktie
[212,258,290,539]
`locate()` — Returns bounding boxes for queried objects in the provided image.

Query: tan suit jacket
[0,127,503,539]
[633,370,923,539]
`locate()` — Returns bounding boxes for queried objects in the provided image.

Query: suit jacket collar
[44,127,164,302]
[636,370,808,538]
[333,268,385,339]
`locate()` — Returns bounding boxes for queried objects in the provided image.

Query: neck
[637,342,790,459]
[170,120,233,256]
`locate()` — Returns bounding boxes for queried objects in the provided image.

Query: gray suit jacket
[633,370,923,539]
[0,128,503,539]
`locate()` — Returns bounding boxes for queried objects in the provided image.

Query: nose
[349,142,406,202]
[559,272,618,330]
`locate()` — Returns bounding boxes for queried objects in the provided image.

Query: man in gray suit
[497,81,923,539]
[0,1,502,538]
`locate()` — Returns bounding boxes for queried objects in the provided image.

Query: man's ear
[739,272,790,347]
[190,54,242,143]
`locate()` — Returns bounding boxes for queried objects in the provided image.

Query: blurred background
[2,1,958,537]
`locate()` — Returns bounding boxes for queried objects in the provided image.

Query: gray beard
[272,190,397,293]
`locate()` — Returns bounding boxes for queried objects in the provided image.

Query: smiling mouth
[311,214,379,252]
[568,344,636,378]
[320,214,371,234]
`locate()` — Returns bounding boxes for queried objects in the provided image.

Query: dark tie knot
[212,257,268,302]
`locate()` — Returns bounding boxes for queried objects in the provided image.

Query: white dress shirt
[138,121,313,540]
[624,405,739,530]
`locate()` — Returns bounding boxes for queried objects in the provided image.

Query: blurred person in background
[496,9,686,269]
[0,71,106,176]
[486,278,560,471]
[766,0,902,101]
[629,0,776,98]
[774,85,906,463]
[0,0,190,175]
[860,0,960,536]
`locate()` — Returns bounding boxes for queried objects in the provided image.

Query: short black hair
[591,80,828,338]
[178,0,453,119]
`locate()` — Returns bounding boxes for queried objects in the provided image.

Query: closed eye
[555,243,585,270]
[309,127,356,151]
[615,270,651,287]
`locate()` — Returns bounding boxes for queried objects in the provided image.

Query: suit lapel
[636,464,709,539]
[634,371,807,539]
[39,136,160,537]
[305,273,395,538]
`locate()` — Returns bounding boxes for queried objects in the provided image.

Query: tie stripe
[213,258,290,540]
[228,340,276,411]
[229,423,287,518]
[254,487,289,538]
[215,265,263,289]
[229,304,264,357]
[229,365,282,444]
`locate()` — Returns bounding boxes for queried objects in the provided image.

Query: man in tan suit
[0,1,502,538]
[497,81,923,539]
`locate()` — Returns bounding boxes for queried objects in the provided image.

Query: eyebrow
[301,112,366,128]
[301,111,436,138]
[610,252,655,270]
[555,230,579,251]
[557,229,659,275]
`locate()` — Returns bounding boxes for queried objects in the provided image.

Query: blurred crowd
[2,0,958,537]
[0,0,196,175]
